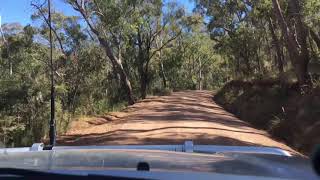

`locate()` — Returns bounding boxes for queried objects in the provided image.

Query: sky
[0,0,195,26]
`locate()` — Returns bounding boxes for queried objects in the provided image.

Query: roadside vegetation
[198,0,320,155]
[0,0,319,151]
[214,80,320,155]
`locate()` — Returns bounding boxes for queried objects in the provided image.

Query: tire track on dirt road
[58,90,297,154]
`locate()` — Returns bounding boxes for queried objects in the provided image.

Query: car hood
[0,149,317,179]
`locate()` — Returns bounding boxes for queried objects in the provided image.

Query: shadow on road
[57,91,295,154]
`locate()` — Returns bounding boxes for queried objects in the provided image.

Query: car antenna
[47,0,56,149]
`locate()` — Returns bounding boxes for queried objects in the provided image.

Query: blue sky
[0,0,195,26]
[0,0,75,25]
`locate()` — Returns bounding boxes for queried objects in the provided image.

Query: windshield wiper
[0,168,148,180]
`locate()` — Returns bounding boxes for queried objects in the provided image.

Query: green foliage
[161,23,228,90]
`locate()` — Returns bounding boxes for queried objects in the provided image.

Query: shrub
[152,87,173,96]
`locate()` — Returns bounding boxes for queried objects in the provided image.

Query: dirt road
[58,91,295,153]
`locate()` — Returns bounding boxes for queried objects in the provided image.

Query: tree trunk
[256,43,262,75]
[268,17,284,75]
[137,41,149,99]
[9,61,12,75]
[157,40,167,88]
[272,0,311,87]
[310,28,320,49]
[158,46,167,88]
[117,42,122,86]
[289,0,311,87]
[140,70,148,99]
[198,58,202,90]
[155,21,167,89]
[72,2,135,105]
[159,58,167,88]
[98,37,135,105]
[309,34,316,56]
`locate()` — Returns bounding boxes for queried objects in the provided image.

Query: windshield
[0,0,319,175]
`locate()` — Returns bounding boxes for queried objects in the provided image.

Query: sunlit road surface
[58,90,297,154]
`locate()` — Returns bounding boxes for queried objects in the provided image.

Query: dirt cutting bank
[214,80,320,155]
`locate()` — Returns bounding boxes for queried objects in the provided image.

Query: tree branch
[150,20,168,44]
[31,2,66,55]
[70,0,100,36]
[310,28,320,49]
[149,30,182,60]
[211,36,222,43]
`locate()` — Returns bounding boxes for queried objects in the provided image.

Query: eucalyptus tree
[0,25,50,146]
[67,0,135,105]
[195,0,258,78]
[272,0,311,88]
[0,23,24,76]
[195,0,317,85]
[31,2,93,115]
[130,1,185,98]
[157,12,227,90]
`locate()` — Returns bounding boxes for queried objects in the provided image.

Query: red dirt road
[58,91,296,153]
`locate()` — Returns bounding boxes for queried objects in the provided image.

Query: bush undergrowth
[214,79,320,155]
